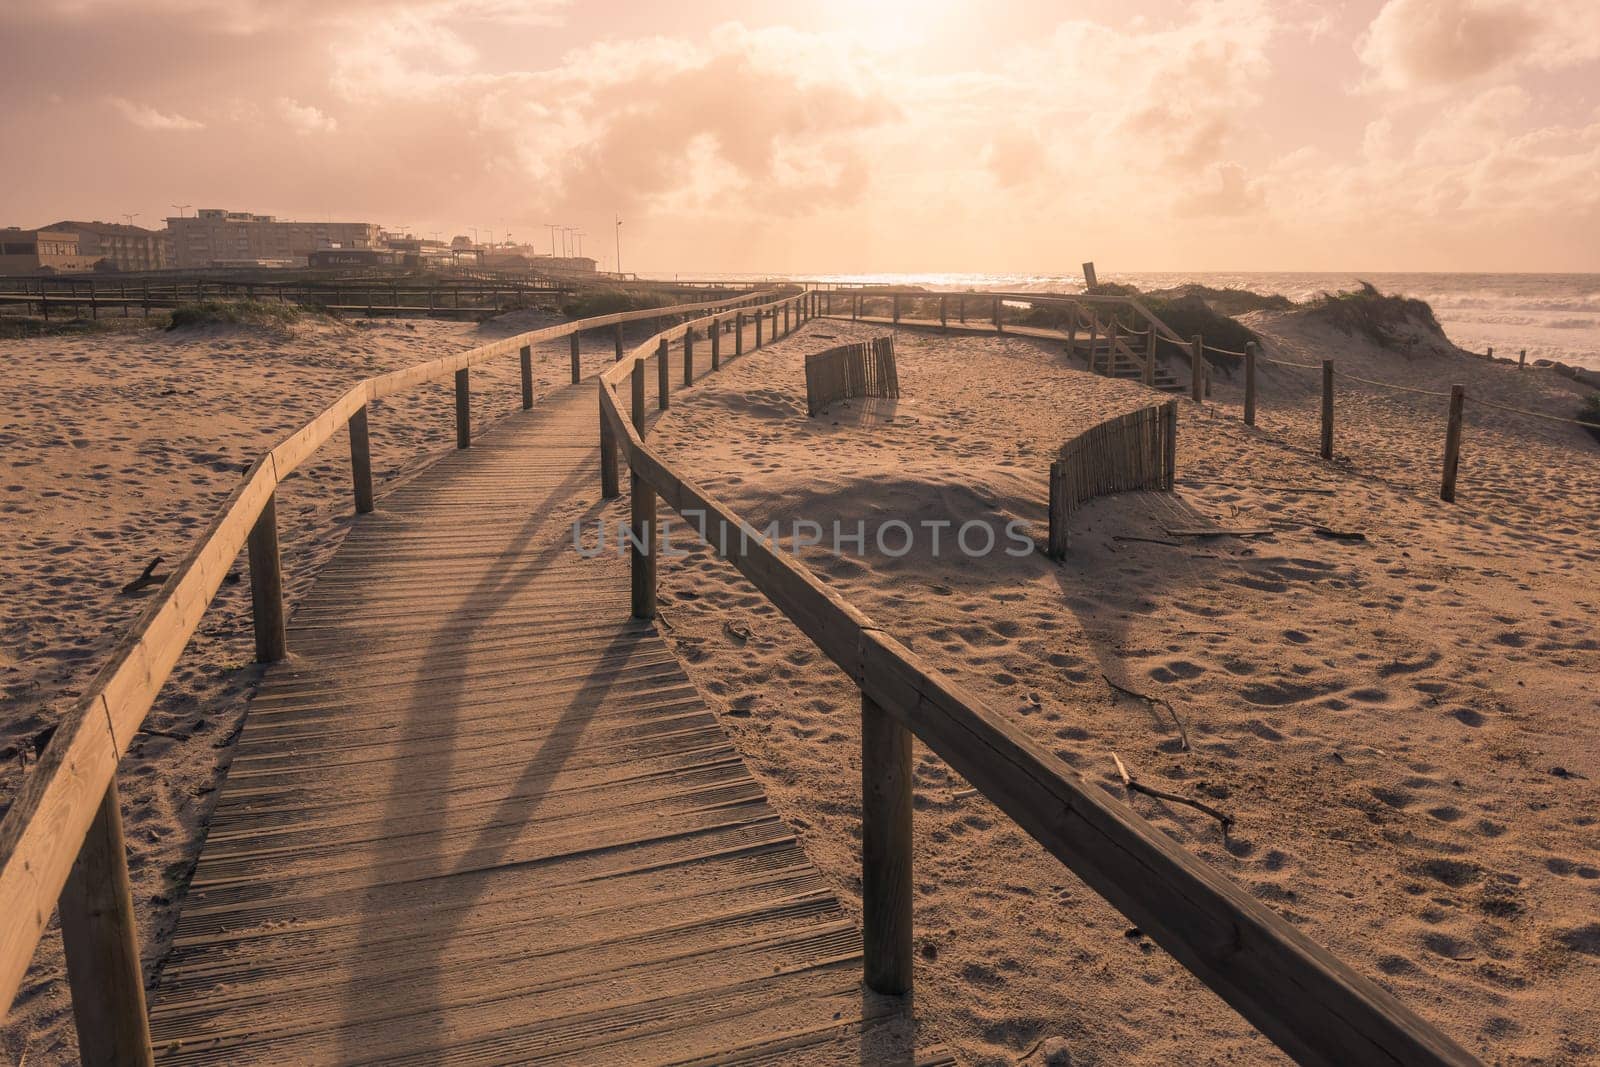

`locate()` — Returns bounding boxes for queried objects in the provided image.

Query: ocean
[652,271,1600,373]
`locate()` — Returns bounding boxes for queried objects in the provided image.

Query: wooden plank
[860,694,912,994]
[58,781,154,1067]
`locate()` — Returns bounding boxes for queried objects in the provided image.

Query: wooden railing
[0,287,787,1063]
[1048,402,1177,557]
[597,289,1478,1066]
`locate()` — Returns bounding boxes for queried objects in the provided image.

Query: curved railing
[596,292,1477,1066]
[0,287,790,1049]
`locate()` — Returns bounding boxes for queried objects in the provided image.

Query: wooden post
[1440,384,1465,502]
[1320,360,1335,460]
[1518,348,1526,370]
[455,368,471,448]
[631,468,656,619]
[1164,400,1178,489]
[247,493,287,663]
[1243,342,1257,426]
[710,319,721,369]
[892,293,900,324]
[939,296,948,332]
[784,300,792,334]
[632,360,646,433]
[1190,336,1205,404]
[519,343,534,409]
[58,781,154,1067]
[861,692,913,995]
[683,326,696,386]
[348,405,374,514]
[736,311,745,356]
[1486,346,1493,361]
[599,391,620,500]
[1047,462,1065,559]
[852,294,859,321]
[569,332,581,384]
[1082,261,1098,289]
[614,321,624,361]
[756,309,764,347]
[993,297,1003,333]
[657,338,670,410]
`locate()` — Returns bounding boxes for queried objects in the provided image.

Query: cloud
[278,97,337,134]
[1177,161,1265,216]
[1358,0,1600,91]
[107,96,203,130]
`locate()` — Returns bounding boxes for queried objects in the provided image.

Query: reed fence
[804,335,899,416]
[1048,402,1177,557]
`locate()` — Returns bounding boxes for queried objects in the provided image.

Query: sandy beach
[643,313,1600,1064]
[1,299,1597,1064]
[0,309,641,1063]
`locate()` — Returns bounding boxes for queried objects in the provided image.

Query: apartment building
[166,209,382,268]
[44,220,173,272]
[0,228,98,275]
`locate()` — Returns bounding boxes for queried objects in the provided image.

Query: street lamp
[170,204,192,218]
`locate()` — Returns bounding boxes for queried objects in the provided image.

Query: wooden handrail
[596,297,1479,1066]
[0,287,786,1030]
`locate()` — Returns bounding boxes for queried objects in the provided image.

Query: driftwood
[1163,525,1274,538]
[1112,753,1233,831]
[1102,673,1190,751]
[1111,535,1180,547]
[1312,526,1367,541]
[119,557,168,595]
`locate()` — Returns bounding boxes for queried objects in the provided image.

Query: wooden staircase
[1069,336,1187,394]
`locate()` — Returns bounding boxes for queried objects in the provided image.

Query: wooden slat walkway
[147,352,952,1065]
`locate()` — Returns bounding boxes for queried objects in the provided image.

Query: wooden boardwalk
[146,357,951,1064]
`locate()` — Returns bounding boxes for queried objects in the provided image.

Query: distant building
[43,220,172,272]
[166,209,382,269]
[0,228,98,275]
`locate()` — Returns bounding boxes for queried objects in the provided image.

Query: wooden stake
[1320,360,1335,460]
[736,311,745,355]
[569,332,581,384]
[1518,348,1526,370]
[632,360,646,432]
[348,405,374,515]
[519,343,533,409]
[710,318,721,369]
[993,296,1003,333]
[683,326,695,386]
[599,390,620,500]
[58,781,154,1067]
[630,471,656,619]
[1440,384,1465,502]
[861,692,913,995]
[613,321,624,362]
[657,338,670,410]
[247,492,287,663]
[1243,342,1257,426]
[1190,336,1204,404]
[455,368,470,448]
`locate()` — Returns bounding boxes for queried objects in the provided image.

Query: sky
[2,0,1598,274]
